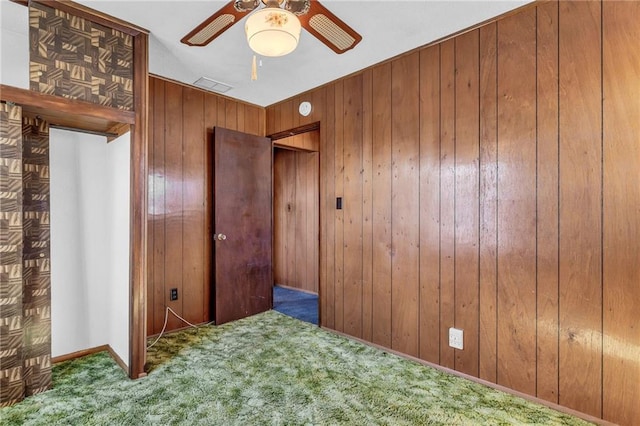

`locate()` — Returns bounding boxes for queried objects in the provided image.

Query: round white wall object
[299,101,312,117]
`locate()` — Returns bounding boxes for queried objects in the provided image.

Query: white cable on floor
[147,308,169,349]
[167,307,200,328]
[147,306,202,349]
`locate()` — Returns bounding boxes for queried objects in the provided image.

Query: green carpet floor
[1,311,592,425]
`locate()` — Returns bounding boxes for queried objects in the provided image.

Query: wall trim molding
[52,345,129,375]
[52,345,109,364]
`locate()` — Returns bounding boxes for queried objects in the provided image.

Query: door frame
[269,123,321,321]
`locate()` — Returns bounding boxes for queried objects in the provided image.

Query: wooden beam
[106,123,132,142]
[129,31,149,380]
[0,85,135,135]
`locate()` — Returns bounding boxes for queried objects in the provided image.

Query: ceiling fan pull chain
[251,54,258,81]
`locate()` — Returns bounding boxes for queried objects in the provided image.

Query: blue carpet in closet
[273,286,318,325]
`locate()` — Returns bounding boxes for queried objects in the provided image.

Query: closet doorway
[272,130,319,324]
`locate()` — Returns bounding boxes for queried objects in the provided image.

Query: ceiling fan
[180,0,362,56]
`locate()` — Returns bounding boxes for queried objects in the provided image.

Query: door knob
[216,233,227,241]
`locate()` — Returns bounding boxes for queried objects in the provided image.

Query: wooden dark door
[212,127,272,325]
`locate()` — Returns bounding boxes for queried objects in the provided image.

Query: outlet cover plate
[449,327,463,350]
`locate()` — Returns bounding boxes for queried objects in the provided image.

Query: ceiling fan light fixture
[245,7,301,57]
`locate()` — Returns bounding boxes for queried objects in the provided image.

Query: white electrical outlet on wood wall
[449,327,464,350]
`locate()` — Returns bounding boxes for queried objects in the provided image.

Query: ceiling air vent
[193,77,232,94]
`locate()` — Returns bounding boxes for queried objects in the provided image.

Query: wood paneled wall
[273,145,319,294]
[265,1,640,424]
[147,76,265,335]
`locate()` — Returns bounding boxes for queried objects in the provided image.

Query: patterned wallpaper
[21,117,52,397]
[0,103,26,407]
[0,105,52,407]
[29,1,134,110]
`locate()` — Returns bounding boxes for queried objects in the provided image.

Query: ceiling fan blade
[181,1,252,47]
[297,0,362,54]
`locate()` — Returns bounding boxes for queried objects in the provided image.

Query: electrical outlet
[170,288,178,301]
[449,327,464,350]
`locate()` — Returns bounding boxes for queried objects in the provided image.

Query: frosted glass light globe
[245,8,301,57]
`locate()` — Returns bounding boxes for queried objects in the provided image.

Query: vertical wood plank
[306,150,316,293]
[147,79,168,335]
[274,104,282,135]
[291,96,301,129]
[306,151,319,293]
[391,52,420,357]
[371,63,392,347]
[245,105,260,136]
[319,109,327,323]
[311,88,325,127]
[181,87,205,324]
[361,69,374,342]
[479,22,498,383]
[266,105,276,135]
[257,107,266,137]
[322,85,336,328]
[558,0,602,417]
[284,151,297,287]
[496,8,538,396]
[150,77,167,335]
[205,92,218,129]
[343,74,364,338]
[273,149,286,286]
[268,104,279,135]
[439,39,456,369]
[153,77,168,334]
[536,0,560,404]
[602,2,640,424]
[147,77,155,336]
[164,81,184,330]
[217,97,226,129]
[294,151,306,290]
[419,44,441,364]
[280,99,294,132]
[236,103,245,133]
[298,94,310,127]
[225,101,237,131]
[334,80,345,332]
[454,30,480,376]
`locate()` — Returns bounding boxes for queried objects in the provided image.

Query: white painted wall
[50,130,108,356]
[0,0,29,88]
[50,128,130,366]
[106,132,131,363]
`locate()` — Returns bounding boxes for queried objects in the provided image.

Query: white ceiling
[3,0,533,107]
